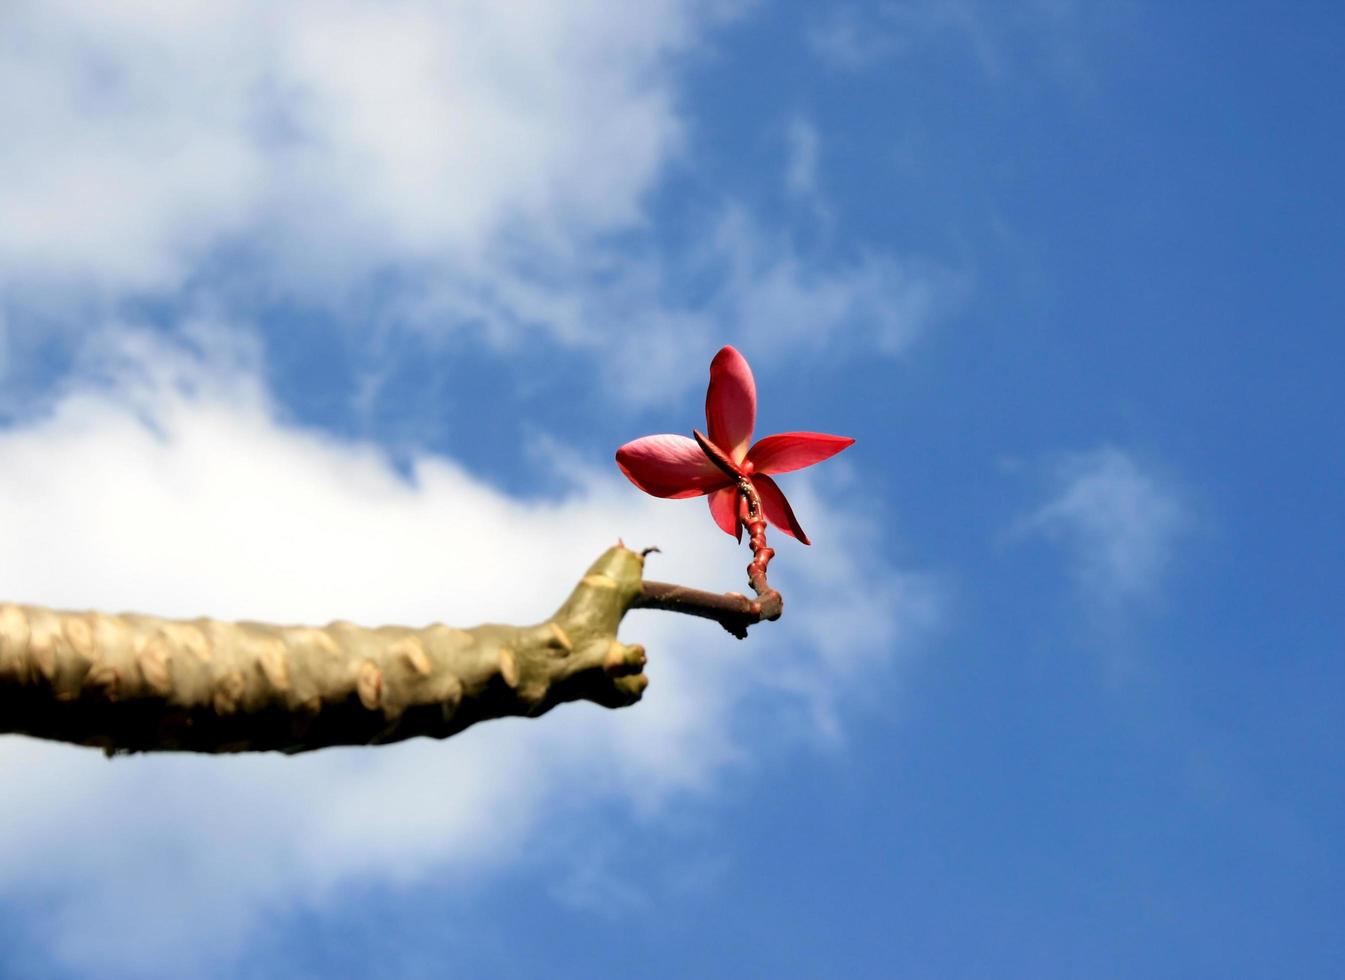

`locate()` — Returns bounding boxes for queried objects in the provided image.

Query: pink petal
[752,474,810,545]
[705,345,756,464]
[747,432,855,475]
[615,435,732,498]
[708,486,743,541]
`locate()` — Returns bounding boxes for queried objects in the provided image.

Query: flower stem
[737,478,782,623]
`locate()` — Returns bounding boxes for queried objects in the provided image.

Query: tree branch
[0,544,780,755]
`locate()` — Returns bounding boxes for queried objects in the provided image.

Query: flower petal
[708,486,743,541]
[616,435,732,498]
[752,473,810,545]
[747,432,855,475]
[616,432,731,497]
[705,345,756,464]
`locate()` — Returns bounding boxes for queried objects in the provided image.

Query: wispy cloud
[806,0,1103,88]
[393,203,965,409]
[0,1,961,422]
[0,327,936,977]
[1019,446,1186,606]
[784,116,822,198]
[807,1,1001,77]
[807,4,903,71]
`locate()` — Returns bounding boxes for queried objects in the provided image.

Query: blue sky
[0,2,1342,977]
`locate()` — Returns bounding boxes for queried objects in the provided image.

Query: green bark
[0,545,651,755]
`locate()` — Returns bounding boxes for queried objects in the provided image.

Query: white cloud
[1020,446,1186,604]
[0,0,718,297]
[0,6,951,971]
[0,0,960,426]
[0,328,937,977]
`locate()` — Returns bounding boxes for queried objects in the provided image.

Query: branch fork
[634,475,782,639]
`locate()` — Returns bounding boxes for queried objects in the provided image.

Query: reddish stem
[633,581,764,640]
[737,479,782,622]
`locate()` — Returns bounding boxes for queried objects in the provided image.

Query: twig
[632,580,775,640]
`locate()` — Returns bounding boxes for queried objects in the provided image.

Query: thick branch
[0,546,656,755]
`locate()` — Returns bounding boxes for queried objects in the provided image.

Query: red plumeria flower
[615,346,854,545]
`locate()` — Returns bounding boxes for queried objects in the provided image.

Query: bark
[0,546,664,755]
